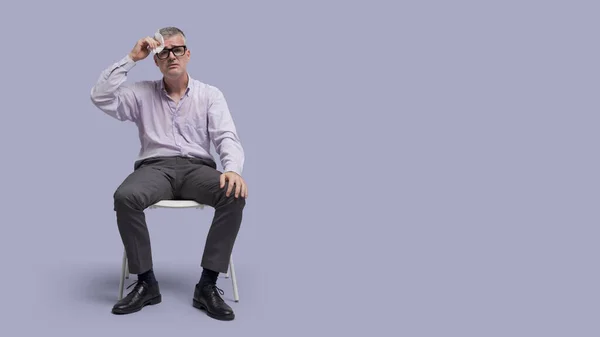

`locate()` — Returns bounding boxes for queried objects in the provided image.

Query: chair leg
[229,256,239,302]
[224,264,230,279]
[119,250,127,300]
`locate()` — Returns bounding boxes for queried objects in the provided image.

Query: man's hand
[128,36,161,62]
[220,171,248,199]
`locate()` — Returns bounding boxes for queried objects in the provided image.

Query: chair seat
[149,200,205,208]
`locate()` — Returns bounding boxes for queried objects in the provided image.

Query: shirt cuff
[119,54,137,72]
[224,166,242,176]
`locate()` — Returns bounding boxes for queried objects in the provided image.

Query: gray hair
[159,26,186,44]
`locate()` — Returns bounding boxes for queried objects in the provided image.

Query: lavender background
[0,0,597,336]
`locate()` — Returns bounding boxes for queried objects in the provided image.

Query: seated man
[90,26,247,321]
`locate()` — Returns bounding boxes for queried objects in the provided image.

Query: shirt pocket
[182,110,209,145]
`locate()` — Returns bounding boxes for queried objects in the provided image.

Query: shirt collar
[158,73,193,96]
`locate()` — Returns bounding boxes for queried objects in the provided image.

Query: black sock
[138,269,157,284]
[199,268,219,285]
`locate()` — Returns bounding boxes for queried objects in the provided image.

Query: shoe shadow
[72,266,194,305]
[71,264,237,306]
[152,274,195,305]
[153,270,239,305]
[70,267,128,305]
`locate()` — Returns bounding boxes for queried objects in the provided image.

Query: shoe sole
[193,299,235,321]
[112,295,162,315]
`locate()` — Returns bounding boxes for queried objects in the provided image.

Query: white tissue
[151,31,164,54]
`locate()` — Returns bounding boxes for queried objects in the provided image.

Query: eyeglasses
[156,45,187,60]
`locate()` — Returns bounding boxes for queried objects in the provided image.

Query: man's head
[154,27,190,80]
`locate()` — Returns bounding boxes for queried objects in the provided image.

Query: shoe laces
[212,285,225,296]
[203,283,225,297]
[126,279,145,290]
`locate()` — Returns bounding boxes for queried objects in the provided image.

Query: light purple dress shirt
[90,55,245,176]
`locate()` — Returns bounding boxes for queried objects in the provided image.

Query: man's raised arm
[90,36,161,122]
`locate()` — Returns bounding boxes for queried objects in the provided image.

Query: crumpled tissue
[151,31,164,54]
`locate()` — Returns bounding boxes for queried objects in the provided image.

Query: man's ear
[154,55,158,66]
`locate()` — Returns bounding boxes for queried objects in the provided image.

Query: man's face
[154,34,190,79]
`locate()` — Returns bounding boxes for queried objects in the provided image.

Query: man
[90,27,247,321]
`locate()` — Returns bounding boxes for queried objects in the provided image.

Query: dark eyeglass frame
[156,45,187,59]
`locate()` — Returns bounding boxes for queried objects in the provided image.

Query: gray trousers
[113,156,245,275]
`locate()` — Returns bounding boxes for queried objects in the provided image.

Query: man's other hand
[220,172,247,199]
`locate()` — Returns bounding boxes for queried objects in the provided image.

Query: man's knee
[217,181,246,208]
[113,186,143,210]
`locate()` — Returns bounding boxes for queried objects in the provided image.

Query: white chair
[118,200,239,303]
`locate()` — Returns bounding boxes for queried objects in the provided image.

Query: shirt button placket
[175,100,185,156]
[170,100,181,150]
[175,97,186,156]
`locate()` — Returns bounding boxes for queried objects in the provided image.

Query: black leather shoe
[193,283,235,321]
[112,280,162,315]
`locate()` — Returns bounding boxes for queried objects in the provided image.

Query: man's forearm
[90,55,138,121]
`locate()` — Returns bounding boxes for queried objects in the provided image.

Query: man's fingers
[220,174,226,188]
[235,180,242,198]
[221,173,246,198]
[226,179,235,197]
[241,184,248,198]
[143,37,159,49]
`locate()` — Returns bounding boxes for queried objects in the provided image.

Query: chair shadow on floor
[75,265,237,306]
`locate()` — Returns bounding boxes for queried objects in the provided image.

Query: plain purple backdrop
[0,0,597,336]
